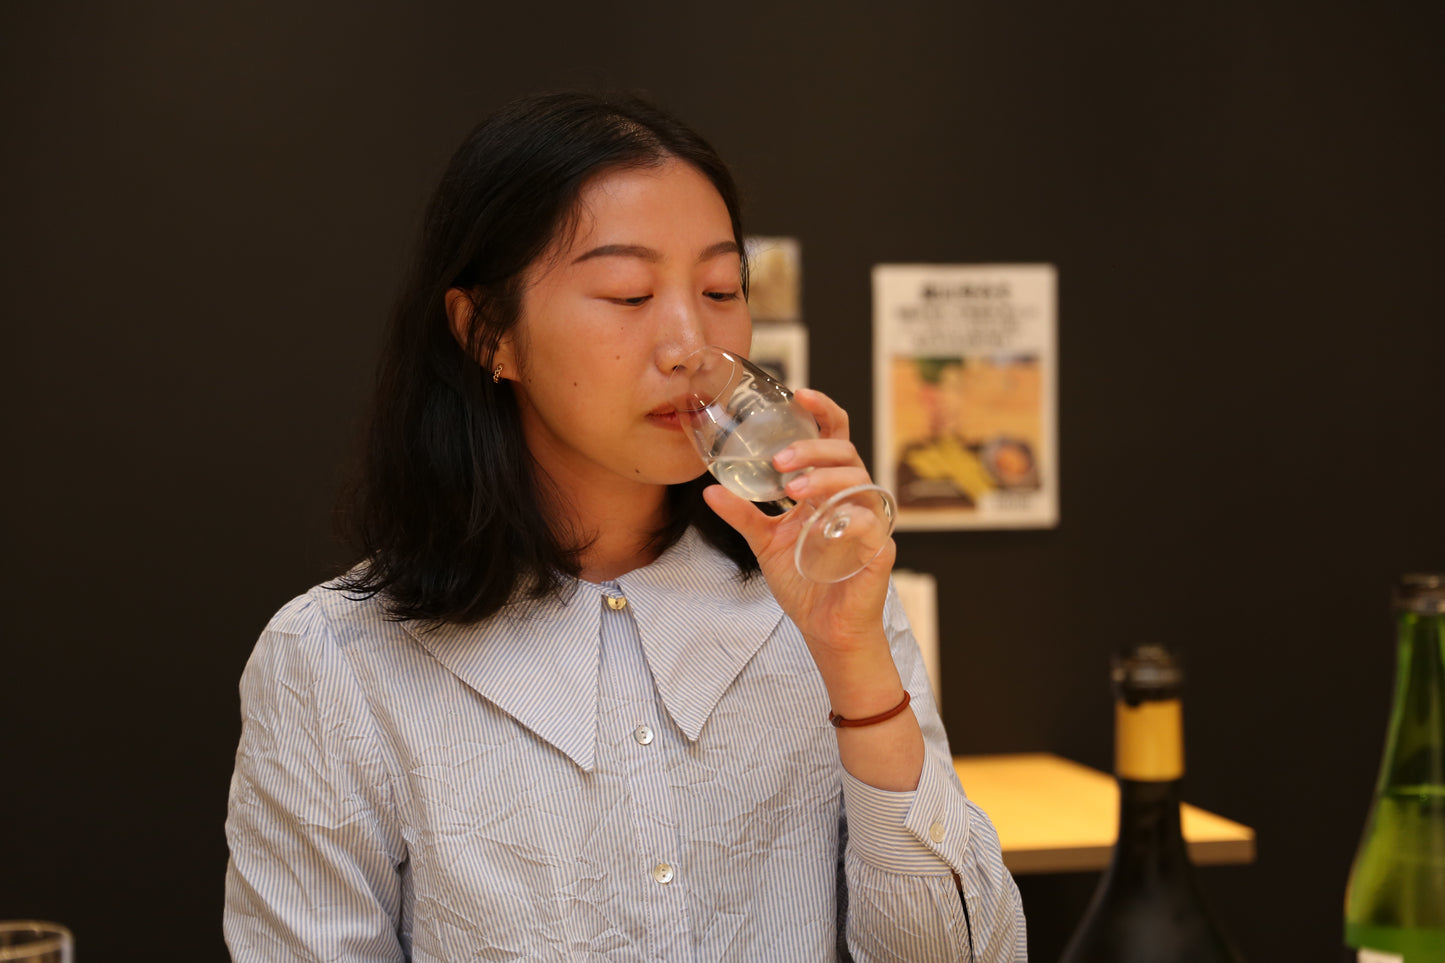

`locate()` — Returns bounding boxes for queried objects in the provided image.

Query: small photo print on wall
[745,235,808,391]
[745,236,802,323]
[873,263,1058,531]
[750,321,808,391]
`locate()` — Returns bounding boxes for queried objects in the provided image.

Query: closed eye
[611,295,652,306]
[705,290,741,302]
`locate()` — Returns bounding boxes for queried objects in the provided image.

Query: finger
[793,388,850,442]
[775,438,865,473]
[783,464,875,504]
[702,484,774,548]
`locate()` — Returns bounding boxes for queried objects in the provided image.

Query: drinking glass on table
[668,346,896,582]
[0,922,72,963]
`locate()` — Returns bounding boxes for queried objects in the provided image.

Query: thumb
[702,484,773,548]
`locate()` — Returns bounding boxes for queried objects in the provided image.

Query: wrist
[829,690,910,728]
[812,654,906,722]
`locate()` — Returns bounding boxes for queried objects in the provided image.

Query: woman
[224,90,1025,962]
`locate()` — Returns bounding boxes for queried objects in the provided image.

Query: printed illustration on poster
[872,263,1058,530]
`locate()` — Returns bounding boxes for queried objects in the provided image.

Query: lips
[647,404,681,429]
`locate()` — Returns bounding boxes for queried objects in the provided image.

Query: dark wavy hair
[335,91,758,624]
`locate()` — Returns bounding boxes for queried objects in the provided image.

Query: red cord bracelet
[828,690,911,728]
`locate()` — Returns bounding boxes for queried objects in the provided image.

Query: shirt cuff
[840,767,956,876]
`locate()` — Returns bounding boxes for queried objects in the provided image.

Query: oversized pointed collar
[402,529,783,772]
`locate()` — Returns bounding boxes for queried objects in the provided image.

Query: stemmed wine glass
[668,346,896,582]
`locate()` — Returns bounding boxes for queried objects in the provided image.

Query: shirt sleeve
[837,587,1028,962]
[224,593,408,962]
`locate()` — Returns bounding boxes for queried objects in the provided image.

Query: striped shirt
[224,528,1026,961]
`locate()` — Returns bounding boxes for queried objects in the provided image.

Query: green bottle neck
[1376,611,1445,794]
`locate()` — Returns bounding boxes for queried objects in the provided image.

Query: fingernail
[774,448,796,469]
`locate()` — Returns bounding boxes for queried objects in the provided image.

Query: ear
[445,286,518,379]
[444,287,476,351]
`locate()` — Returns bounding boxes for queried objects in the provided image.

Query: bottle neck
[1110,697,1192,874]
[1115,698,1184,782]
[1110,778,1193,872]
[1377,610,1445,793]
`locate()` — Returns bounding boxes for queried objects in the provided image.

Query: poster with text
[873,263,1058,530]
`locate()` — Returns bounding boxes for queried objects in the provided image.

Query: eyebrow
[571,239,741,265]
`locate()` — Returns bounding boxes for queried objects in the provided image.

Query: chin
[645,462,711,488]
[634,444,711,487]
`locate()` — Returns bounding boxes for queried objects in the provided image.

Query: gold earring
[492,363,504,384]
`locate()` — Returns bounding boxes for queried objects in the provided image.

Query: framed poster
[873,263,1058,530]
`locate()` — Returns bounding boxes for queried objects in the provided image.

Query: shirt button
[633,725,654,746]
[604,594,628,610]
[929,821,947,843]
[652,863,674,885]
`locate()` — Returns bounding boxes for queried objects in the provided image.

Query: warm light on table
[953,753,1256,875]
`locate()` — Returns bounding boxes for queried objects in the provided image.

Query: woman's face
[497,158,752,499]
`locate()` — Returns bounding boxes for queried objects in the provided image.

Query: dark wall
[4,1,1441,959]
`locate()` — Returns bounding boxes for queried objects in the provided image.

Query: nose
[656,301,711,375]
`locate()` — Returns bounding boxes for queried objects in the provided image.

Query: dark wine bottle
[1059,644,1243,963]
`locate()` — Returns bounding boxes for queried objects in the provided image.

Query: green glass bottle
[1344,574,1445,961]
